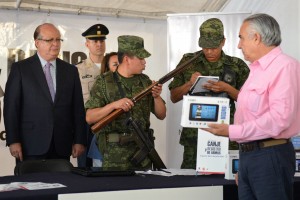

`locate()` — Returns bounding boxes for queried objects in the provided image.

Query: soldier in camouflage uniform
[85,35,166,169]
[76,24,109,167]
[168,18,249,169]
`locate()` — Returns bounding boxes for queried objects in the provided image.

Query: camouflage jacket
[85,71,156,152]
[168,50,249,146]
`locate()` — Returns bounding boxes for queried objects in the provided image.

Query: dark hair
[100,52,118,74]
[33,25,41,40]
[117,52,135,65]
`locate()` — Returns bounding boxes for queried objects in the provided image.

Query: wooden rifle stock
[91,53,199,134]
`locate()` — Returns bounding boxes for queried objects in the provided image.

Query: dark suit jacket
[4,54,86,157]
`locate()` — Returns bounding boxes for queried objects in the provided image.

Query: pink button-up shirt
[229,47,300,143]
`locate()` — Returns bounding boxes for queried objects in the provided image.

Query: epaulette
[183,51,201,59]
[183,52,195,58]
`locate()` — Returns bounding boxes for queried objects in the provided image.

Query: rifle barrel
[91,53,199,134]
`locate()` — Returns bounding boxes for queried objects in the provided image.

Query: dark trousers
[16,137,70,164]
[238,142,295,200]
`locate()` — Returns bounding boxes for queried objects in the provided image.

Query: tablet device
[295,153,300,177]
[189,76,219,95]
[71,167,136,177]
[291,136,300,152]
[296,159,300,172]
[189,103,219,122]
[232,159,239,174]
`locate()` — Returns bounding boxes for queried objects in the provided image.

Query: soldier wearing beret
[76,24,109,167]
[85,35,166,169]
[168,18,250,169]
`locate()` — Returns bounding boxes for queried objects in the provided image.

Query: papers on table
[0,182,66,192]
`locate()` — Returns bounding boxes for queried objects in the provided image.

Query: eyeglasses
[37,38,64,44]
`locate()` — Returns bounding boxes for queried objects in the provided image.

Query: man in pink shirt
[204,13,300,200]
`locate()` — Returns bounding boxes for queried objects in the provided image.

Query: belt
[106,133,132,143]
[239,138,289,153]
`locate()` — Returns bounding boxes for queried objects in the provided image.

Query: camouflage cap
[198,18,224,48]
[118,35,151,59]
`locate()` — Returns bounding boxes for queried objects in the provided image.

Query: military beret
[118,35,151,59]
[82,24,109,40]
[198,18,224,48]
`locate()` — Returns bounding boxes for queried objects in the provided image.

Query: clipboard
[189,76,219,95]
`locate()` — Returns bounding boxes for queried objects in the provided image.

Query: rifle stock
[91,53,199,134]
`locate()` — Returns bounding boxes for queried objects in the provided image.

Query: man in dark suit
[4,23,86,162]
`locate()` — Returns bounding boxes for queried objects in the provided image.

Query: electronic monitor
[232,159,239,174]
[181,96,230,128]
[291,136,300,152]
[189,103,219,122]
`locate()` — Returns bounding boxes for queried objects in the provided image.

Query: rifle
[91,53,199,134]
[121,118,166,170]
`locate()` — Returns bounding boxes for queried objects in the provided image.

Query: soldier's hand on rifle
[116,98,134,112]
[152,81,166,119]
[151,81,163,98]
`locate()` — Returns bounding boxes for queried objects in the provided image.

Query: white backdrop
[165,13,250,168]
[0,10,168,176]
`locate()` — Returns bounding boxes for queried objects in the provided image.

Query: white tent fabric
[0,0,229,19]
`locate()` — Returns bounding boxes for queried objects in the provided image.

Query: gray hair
[244,13,281,46]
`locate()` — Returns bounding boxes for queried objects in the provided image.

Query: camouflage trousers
[102,142,152,170]
[181,145,197,169]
